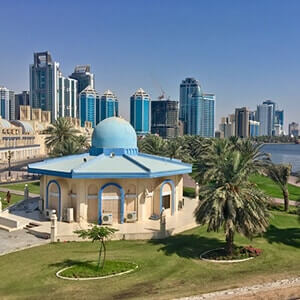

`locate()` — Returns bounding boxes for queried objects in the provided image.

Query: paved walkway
[0,229,49,256]
[0,187,39,198]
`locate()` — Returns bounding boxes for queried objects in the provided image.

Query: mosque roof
[10,120,34,133]
[0,118,12,129]
[28,117,192,178]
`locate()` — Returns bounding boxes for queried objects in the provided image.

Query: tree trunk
[225,229,234,256]
[97,242,103,270]
[283,187,289,212]
[102,240,106,269]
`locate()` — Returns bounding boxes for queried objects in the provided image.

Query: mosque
[28,117,193,230]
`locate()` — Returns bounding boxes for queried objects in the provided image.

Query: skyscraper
[70,65,95,94]
[235,107,249,138]
[179,78,215,137]
[79,86,100,127]
[130,88,150,136]
[0,86,14,120]
[219,114,235,138]
[256,101,276,136]
[288,122,299,137]
[0,86,10,119]
[99,90,119,122]
[151,98,179,139]
[30,51,77,122]
[15,91,29,120]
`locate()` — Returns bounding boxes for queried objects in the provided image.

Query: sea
[261,144,300,172]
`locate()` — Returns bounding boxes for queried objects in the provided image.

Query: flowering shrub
[242,245,263,257]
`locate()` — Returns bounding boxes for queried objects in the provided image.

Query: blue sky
[1,0,300,129]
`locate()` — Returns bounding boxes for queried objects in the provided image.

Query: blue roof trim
[28,166,191,179]
[27,167,72,178]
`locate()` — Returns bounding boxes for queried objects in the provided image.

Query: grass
[0,211,299,300]
[183,187,196,198]
[1,181,40,195]
[60,260,136,278]
[0,191,24,210]
[250,174,300,201]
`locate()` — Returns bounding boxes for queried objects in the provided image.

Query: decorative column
[24,184,29,201]
[195,182,200,200]
[160,207,166,238]
[50,213,57,242]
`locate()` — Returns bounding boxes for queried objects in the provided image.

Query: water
[261,144,300,172]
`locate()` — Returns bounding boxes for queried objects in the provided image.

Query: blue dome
[91,117,137,150]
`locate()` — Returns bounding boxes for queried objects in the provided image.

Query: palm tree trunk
[225,229,234,256]
[283,187,289,212]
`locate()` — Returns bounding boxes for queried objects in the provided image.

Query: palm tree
[138,134,166,156]
[266,163,291,211]
[50,139,84,157]
[44,118,80,150]
[74,226,118,270]
[192,139,270,256]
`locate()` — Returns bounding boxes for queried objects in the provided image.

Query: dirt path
[177,277,300,300]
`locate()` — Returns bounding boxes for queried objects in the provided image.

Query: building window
[162,195,170,209]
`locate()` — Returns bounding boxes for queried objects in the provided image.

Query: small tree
[74,226,118,270]
[266,163,291,211]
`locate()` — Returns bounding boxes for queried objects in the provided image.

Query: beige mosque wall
[41,174,184,224]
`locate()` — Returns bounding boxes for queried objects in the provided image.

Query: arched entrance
[46,180,61,220]
[160,179,175,216]
[98,183,124,224]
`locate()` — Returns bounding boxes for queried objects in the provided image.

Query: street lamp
[8,150,12,177]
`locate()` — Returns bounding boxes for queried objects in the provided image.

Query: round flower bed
[200,246,262,263]
[56,260,138,280]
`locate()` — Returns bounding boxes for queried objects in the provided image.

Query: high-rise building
[30,51,77,122]
[15,91,29,120]
[219,114,235,138]
[99,90,119,122]
[130,88,150,136]
[256,101,276,136]
[288,122,299,137]
[151,98,179,139]
[179,78,215,137]
[235,107,249,138]
[249,120,260,137]
[79,86,100,127]
[70,65,95,94]
[275,110,284,127]
[0,86,14,120]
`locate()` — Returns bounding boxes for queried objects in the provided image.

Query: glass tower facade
[151,98,179,138]
[0,86,11,120]
[179,78,215,137]
[79,86,100,127]
[130,88,150,136]
[98,90,118,123]
[30,51,77,122]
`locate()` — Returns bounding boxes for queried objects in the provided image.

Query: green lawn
[250,174,300,201]
[0,212,299,300]
[0,192,24,210]
[1,181,40,195]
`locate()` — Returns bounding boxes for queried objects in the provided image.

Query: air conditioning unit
[45,209,56,220]
[127,211,137,222]
[63,208,74,223]
[102,213,113,225]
